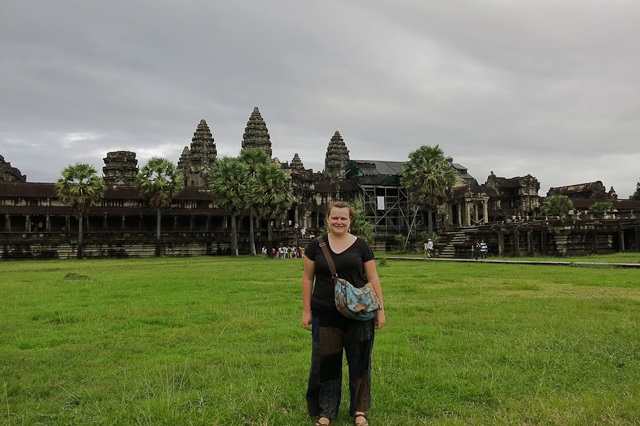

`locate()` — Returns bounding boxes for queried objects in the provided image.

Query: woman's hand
[302,311,312,330]
[374,309,386,330]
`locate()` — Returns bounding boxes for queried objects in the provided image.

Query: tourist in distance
[302,201,385,426]
[480,240,488,259]
[424,238,434,258]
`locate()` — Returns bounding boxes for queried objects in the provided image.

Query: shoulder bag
[318,236,381,321]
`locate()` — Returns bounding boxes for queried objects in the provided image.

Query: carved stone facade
[324,131,350,179]
[241,107,272,158]
[178,119,218,187]
[0,155,26,182]
[483,171,541,222]
[103,151,138,186]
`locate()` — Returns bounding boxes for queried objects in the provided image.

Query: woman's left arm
[364,259,386,330]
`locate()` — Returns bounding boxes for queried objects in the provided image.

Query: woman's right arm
[301,256,315,330]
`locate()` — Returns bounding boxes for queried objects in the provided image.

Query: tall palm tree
[209,157,249,257]
[135,157,184,257]
[55,163,105,259]
[248,162,292,248]
[240,148,270,255]
[400,145,457,235]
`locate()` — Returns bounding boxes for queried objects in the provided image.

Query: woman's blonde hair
[327,201,355,220]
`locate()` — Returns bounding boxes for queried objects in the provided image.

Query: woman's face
[327,207,351,235]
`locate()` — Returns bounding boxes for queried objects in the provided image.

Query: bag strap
[317,236,338,283]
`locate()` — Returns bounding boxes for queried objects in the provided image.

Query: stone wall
[0,230,293,260]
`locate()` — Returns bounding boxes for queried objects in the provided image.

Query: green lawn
[1,257,639,425]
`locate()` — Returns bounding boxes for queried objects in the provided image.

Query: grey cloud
[1,0,639,196]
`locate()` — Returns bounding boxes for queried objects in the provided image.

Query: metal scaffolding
[359,184,417,237]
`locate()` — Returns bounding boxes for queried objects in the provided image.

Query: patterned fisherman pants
[306,314,375,420]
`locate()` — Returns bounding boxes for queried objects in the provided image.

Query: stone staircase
[437,230,468,259]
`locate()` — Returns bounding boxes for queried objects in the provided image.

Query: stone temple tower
[324,131,350,179]
[103,151,138,186]
[241,107,272,158]
[290,153,305,172]
[179,119,218,187]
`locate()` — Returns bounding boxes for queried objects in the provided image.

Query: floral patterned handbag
[318,237,381,321]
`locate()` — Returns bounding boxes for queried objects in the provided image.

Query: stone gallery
[1,108,639,259]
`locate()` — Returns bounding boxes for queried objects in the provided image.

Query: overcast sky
[1,1,639,197]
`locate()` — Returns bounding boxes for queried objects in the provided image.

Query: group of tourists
[471,239,488,260]
[264,245,305,259]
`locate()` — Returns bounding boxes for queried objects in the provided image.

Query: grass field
[1,256,639,425]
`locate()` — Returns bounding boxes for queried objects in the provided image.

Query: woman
[302,201,386,426]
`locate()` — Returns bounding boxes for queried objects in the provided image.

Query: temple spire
[180,119,217,187]
[102,151,138,186]
[291,153,305,172]
[324,130,350,179]
[241,107,272,158]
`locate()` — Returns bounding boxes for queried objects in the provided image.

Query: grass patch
[1,257,639,425]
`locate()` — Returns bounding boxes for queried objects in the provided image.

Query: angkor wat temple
[1,107,639,259]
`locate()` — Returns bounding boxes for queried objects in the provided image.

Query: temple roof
[547,181,607,198]
[346,160,403,186]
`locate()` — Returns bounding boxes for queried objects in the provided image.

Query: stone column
[513,228,520,257]
[103,214,108,230]
[46,215,51,232]
[497,229,505,257]
[474,202,479,225]
[619,229,625,253]
[465,201,471,226]
[5,215,11,232]
[527,230,533,256]
[121,215,126,231]
[25,214,31,232]
[483,200,489,225]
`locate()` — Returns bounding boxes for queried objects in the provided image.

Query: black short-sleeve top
[305,235,375,317]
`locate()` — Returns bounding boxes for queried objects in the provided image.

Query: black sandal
[355,413,368,426]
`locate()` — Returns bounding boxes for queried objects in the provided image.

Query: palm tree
[209,157,249,256]
[630,178,640,200]
[248,163,292,249]
[240,148,270,255]
[400,145,457,235]
[55,163,105,259]
[350,199,375,246]
[541,194,574,217]
[135,157,184,257]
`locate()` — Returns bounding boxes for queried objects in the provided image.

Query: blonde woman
[302,201,386,426]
